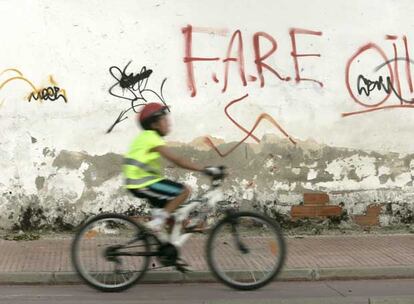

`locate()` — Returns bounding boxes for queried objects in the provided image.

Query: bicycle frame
[149,181,224,248]
[72,168,286,291]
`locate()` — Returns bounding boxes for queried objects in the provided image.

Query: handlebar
[213,165,227,180]
[208,166,227,187]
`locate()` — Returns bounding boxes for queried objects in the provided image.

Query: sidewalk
[0,234,413,284]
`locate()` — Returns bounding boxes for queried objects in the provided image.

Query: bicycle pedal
[176,264,192,273]
[175,258,192,273]
[184,227,204,233]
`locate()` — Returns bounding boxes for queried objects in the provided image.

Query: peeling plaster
[1,137,414,229]
[307,169,318,180]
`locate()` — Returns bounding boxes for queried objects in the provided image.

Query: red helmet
[138,102,168,126]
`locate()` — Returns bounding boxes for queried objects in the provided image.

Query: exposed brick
[366,205,382,216]
[291,205,342,219]
[352,204,382,226]
[291,206,320,218]
[303,193,329,206]
[319,206,342,216]
[353,215,379,226]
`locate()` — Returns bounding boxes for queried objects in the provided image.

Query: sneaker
[146,217,166,232]
[175,257,193,273]
[146,209,169,233]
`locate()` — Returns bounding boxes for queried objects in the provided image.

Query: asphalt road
[0,279,413,304]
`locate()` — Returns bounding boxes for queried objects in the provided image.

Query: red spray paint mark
[344,43,394,109]
[248,75,257,82]
[289,28,323,87]
[253,32,290,88]
[182,25,326,96]
[342,104,414,117]
[386,35,403,105]
[385,35,398,40]
[343,36,414,117]
[403,36,413,93]
[222,30,247,93]
[182,25,220,97]
[204,94,296,157]
[224,94,260,143]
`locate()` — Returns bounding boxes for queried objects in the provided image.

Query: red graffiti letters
[182,25,323,97]
[253,32,290,87]
[289,28,323,87]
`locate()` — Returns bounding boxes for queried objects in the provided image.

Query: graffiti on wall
[182,26,414,156]
[106,61,169,133]
[182,25,323,97]
[182,25,321,156]
[0,68,67,105]
[204,94,297,157]
[343,35,414,117]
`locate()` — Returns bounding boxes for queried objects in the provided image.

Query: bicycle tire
[71,213,150,292]
[206,211,286,290]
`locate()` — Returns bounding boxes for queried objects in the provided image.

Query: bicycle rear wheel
[71,213,150,292]
[206,211,286,290]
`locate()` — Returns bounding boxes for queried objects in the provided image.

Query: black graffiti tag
[356,58,414,104]
[106,61,169,133]
[28,86,67,103]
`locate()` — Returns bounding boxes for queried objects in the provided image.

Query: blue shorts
[128,179,184,208]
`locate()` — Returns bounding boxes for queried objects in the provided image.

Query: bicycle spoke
[248,255,268,279]
[250,270,257,283]
[121,272,128,284]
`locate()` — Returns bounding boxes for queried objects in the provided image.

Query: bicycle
[71,167,286,291]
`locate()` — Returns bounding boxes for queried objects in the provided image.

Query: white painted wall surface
[1,0,414,229]
[1,0,414,152]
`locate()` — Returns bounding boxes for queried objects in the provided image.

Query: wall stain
[35,176,45,190]
[43,147,56,158]
[52,150,123,188]
[2,137,414,231]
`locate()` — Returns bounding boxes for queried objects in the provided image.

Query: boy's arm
[152,146,204,172]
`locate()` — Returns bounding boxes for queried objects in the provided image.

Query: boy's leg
[129,180,190,229]
[164,186,190,213]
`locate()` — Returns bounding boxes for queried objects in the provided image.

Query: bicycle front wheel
[71,213,150,292]
[206,211,286,290]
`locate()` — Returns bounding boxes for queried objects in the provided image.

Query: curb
[315,266,414,280]
[0,266,413,285]
[204,296,414,304]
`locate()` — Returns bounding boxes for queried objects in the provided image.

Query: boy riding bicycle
[123,102,221,232]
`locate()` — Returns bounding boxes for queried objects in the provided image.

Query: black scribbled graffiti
[356,76,414,104]
[109,61,154,100]
[356,74,414,103]
[356,57,414,104]
[374,57,414,72]
[28,86,67,103]
[106,61,169,133]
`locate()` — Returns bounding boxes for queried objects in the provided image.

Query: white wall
[1,0,414,228]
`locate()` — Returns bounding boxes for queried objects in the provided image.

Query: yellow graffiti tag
[0,68,24,77]
[0,68,68,104]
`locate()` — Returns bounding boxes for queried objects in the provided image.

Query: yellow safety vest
[123,130,165,189]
